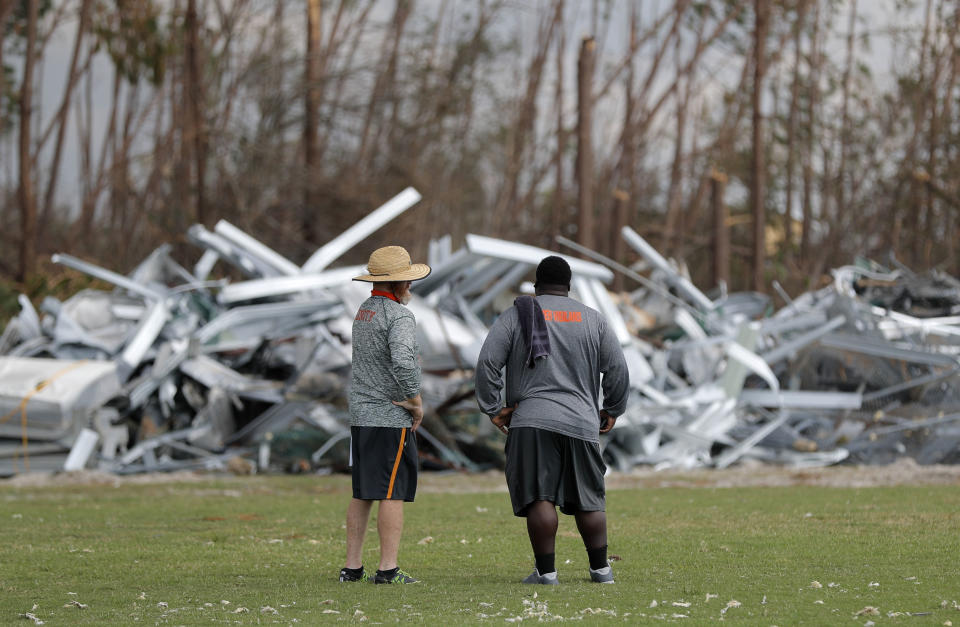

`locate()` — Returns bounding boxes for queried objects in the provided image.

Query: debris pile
[2,186,960,477]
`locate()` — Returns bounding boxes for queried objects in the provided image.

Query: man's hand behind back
[599,410,616,434]
[392,395,423,431]
[490,404,517,435]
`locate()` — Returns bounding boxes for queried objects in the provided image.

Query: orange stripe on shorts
[386,428,407,499]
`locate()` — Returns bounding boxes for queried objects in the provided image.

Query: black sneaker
[373,568,418,584]
[339,567,369,582]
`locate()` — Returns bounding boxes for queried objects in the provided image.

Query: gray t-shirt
[349,294,421,428]
[475,294,629,444]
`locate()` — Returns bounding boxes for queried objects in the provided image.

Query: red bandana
[371,289,400,303]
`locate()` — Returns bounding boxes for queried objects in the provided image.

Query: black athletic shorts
[504,426,606,516]
[350,426,418,501]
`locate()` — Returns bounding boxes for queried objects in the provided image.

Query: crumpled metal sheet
[3,190,960,476]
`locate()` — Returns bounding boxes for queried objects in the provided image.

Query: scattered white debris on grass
[581,608,617,616]
[855,606,881,616]
[19,611,43,625]
[417,536,434,545]
[321,609,340,614]
[505,598,558,622]
[157,602,168,609]
[320,600,334,605]
[720,600,741,615]
[475,506,488,513]
[814,600,824,604]
[220,600,230,605]
[868,581,880,587]
[705,593,718,602]
[810,581,823,588]
[64,600,88,609]
[232,607,249,614]
[261,606,278,614]
[671,613,689,618]
[673,601,691,607]
[649,600,658,608]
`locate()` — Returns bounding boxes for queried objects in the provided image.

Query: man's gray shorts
[504,426,606,516]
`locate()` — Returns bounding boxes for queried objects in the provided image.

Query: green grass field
[2,471,959,625]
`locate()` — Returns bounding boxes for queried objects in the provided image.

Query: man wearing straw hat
[339,246,431,585]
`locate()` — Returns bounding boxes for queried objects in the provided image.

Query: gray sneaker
[522,569,559,585]
[589,566,614,583]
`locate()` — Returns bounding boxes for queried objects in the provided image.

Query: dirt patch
[2,469,212,488]
[604,457,960,489]
[4,458,960,490]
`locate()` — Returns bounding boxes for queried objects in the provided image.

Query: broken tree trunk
[711,169,730,288]
[750,0,768,292]
[303,0,322,244]
[17,0,39,282]
[576,36,596,253]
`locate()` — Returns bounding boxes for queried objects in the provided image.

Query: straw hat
[352,246,432,282]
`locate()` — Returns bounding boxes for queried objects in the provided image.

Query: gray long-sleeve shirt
[349,294,421,428]
[475,294,629,444]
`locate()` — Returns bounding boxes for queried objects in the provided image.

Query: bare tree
[836,0,858,251]
[784,0,810,260]
[0,0,17,133]
[492,1,560,236]
[40,0,93,229]
[663,28,690,256]
[611,5,638,293]
[185,0,207,225]
[801,0,821,272]
[354,0,412,173]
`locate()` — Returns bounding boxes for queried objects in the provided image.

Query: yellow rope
[0,360,90,472]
